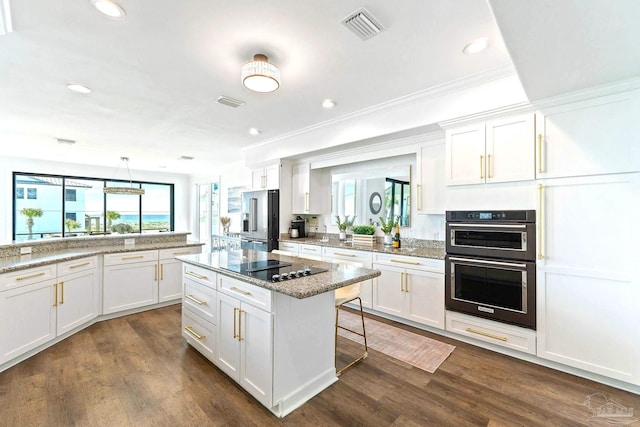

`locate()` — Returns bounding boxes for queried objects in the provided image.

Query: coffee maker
[290,219,306,238]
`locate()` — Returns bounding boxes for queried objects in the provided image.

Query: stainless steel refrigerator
[240,189,279,252]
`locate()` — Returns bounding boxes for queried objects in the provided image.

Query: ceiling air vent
[341,7,383,40]
[217,96,244,108]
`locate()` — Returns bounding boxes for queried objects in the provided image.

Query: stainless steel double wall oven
[445,210,536,329]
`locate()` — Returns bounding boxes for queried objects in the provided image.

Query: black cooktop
[222,260,328,282]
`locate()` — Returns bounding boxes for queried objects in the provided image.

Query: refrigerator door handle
[249,198,258,232]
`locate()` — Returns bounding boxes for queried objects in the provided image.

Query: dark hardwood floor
[1,304,638,426]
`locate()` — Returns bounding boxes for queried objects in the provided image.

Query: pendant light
[241,54,280,93]
[103,157,145,195]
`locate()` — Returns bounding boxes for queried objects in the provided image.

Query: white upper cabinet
[291,163,325,214]
[445,114,536,186]
[251,163,280,190]
[416,141,445,214]
[535,90,640,179]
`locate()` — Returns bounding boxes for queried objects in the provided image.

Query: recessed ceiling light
[249,128,261,136]
[90,0,126,20]
[67,83,92,94]
[322,99,336,109]
[463,38,488,55]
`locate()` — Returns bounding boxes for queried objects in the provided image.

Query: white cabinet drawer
[298,244,322,259]
[322,247,372,265]
[0,264,57,291]
[219,275,272,312]
[373,253,444,273]
[104,250,158,266]
[57,256,98,276]
[182,308,216,363]
[278,242,299,254]
[182,264,216,289]
[184,278,217,324]
[446,311,536,355]
[159,246,201,260]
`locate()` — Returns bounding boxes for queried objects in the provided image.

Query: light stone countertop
[178,250,382,299]
[279,235,446,260]
[0,241,204,274]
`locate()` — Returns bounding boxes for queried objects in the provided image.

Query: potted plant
[351,224,376,246]
[65,218,81,236]
[335,215,355,241]
[20,207,43,240]
[379,216,398,246]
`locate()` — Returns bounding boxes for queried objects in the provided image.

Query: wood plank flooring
[1,304,638,426]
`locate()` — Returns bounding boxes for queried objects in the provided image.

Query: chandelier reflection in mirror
[103,157,145,195]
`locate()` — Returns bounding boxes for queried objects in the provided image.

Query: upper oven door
[446,222,536,261]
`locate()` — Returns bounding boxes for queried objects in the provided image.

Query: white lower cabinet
[159,246,202,302]
[321,247,373,309]
[103,251,159,314]
[217,278,273,407]
[56,257,100,336]
[372,254,445,330]
[182,307,216,362]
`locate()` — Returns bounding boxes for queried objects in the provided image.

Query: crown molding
[531,76,640,110]
[243,64,517,152]
[437,101,533,128]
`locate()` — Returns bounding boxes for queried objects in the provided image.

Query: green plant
[20,207,43,239]
[111,223,133,233]
[379,216,398,234]
[352,225,375,235]
[335,215,356,232]
[65,218,81,233]
[106,211,121,229]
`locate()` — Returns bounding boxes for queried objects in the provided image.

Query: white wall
[0,156,191,243]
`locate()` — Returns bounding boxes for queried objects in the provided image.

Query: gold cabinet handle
[53,283,58,307]
[172,250,191,255]
[487,154,492,178]
[261,175,266,188]
[334,252,356,258]
[466,327,507,342]
[185,271,207,280]
[160,264,164,280]
[538,184,544,260]
[405,273,409,293]
[122,255,144,260]
[238,309,244,341]
[16,271,45,281]
[184,326,205,340]
[69,261,90,269]
[185,294,206,305]
[305,192,310,212]
[60,281,64,305]
[480,155,484,179]
[417,184,422,210]
[537,134,543,174]
[154,265,158,281]
[390,258,420,265]
[233,307,239,339]
[230,286,252,296]
[400,272,405,292]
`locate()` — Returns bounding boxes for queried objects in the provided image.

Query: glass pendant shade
[242,54,280,93]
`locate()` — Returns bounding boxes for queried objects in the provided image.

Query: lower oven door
[445,255,536,329]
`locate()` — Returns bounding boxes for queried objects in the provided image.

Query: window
[65,188,77,201]
[13,172,174,240]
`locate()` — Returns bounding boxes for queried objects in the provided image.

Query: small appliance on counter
[290,218,306,238]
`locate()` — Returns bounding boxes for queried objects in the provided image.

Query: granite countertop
[279,235,445,260]
[0,241,204,274]
[178,250,382,299]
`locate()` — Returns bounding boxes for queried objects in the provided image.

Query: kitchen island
[177,249,381,418]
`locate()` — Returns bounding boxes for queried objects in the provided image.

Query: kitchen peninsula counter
[279,235,445,260]
[178,249,381,298]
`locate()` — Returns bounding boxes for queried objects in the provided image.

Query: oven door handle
[449,223,527,229]
[448,257,528,269]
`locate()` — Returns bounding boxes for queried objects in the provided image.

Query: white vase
[383,233,393,246]
[339,231,347,241]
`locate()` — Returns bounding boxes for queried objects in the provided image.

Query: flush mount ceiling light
[90,0,126,20]
[322,99,336,109]
[103,157,145,195]
[463,38,488,54]
[241,54,280,93]
[249,128,261,136]
[67,83,92,94]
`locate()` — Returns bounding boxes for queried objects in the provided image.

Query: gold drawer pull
[185,294,206,305]
[466,327,508,342]
[53,283,58,307]
[390,258,420,265]
[16,271,46,281]
[69,261,90,269]
[172,250,191,255]
[122,255,145,260]
[230,286,252,296]
[334,252,356,257]
[185,271,208,280]
[184,326,205,340]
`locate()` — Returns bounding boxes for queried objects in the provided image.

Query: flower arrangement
[220,216,231,232]
[335,215,355,232]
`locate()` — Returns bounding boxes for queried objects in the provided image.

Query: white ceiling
[0,0,638,175]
